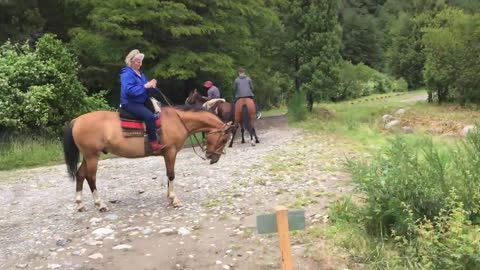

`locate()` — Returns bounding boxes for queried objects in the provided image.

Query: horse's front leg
[164,150,181,207]
[228,125,239,148]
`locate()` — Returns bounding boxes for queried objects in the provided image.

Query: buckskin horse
[228,97,260,147]
[62,105,233,211]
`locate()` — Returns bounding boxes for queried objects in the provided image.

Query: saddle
[119,98,162,138]
[203,98,226,114]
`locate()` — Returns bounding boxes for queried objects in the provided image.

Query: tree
[340,8,383,69]
[279,0,342,111]
[66,0,279,105]
[422,8,480,105]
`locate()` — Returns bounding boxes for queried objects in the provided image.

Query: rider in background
[119,49,166,153]
[233,67,261,119]
[201,80,225,111]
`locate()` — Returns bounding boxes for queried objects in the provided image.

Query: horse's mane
[173,105,208,112]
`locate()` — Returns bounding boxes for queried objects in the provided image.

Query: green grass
[0,137,64,171]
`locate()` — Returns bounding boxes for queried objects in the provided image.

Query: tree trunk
[307,92,314,112]
[294,56,300,93]
[427,89,433,103]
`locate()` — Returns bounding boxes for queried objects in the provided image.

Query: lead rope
[153,88,207,160]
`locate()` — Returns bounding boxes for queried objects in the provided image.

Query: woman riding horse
[63,107,233,211]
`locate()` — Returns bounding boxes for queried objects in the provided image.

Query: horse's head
[205,122,234,164]
[185,88,202,106]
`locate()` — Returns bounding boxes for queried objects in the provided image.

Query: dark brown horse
[63,106,233,211]
[185,88,234,123]
[228,98,259,147]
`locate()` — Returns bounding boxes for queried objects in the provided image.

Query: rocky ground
[0,126,356,270]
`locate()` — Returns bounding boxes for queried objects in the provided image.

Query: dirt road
[0,126,353,270]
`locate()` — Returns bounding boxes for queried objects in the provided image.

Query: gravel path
[0,127,354,270]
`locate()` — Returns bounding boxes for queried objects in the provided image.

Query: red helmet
[203,81,213,88]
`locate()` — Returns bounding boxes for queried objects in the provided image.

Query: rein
[154,88,206,159]
[154,88,224,160]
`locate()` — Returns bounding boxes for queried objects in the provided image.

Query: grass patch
[200,199,221,208]
[0,137,64,171]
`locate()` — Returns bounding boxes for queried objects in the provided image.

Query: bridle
[155,87,229,160]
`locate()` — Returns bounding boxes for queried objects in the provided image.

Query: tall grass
[0,136,63,170]
[327,129,480,269]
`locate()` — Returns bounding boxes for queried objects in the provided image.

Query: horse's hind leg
[253,127,260,144]
[75,159,87,212]
[241,124,246,144]
[85,155,109,212]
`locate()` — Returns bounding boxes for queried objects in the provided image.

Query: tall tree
[279,0,342,111]
[340,8,383,69]
[66,0,278,104]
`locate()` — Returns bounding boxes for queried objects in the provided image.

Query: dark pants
[234,96,259,114]
[122,103,157,142]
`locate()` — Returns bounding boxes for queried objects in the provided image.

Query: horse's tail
[62,122,79,181]
[241,104,251,132]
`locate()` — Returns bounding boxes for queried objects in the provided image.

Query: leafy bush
[0,34,111,135]
[343,129,480,268]
[337,61,407,100]
[394,191,480,269]
[287,91,308,121]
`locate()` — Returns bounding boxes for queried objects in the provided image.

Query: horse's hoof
[241,141,245,144]
[171,198,182,208]
[99,206,110,212]
[77,206,87,212]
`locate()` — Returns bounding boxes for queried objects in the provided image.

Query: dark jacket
[233,74,254,98]
[120,67,152,105]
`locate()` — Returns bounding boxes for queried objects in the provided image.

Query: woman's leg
[122,103,157,142]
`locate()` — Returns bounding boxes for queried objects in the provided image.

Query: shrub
[288,91,308,121]
[0,34,111,135]
[337,61,405,100]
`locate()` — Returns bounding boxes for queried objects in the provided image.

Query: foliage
[65,0,281,106]
[394,192,480,269]
[0,34,110,135]
[422,7,480,105]
[340,8,383,69]
[278,0,342,111]
[342,124,480,267]
[337,61,407,100]
[287,91,308,122]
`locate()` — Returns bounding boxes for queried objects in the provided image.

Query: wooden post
[275,206,293,270]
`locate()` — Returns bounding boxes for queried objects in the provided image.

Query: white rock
[382,114,395,123]
[15,264,28,269]
[47,264,61,270]
[216,260,222,265]
[395,108,406,115]
[89,217,102,224]
[178,227,191,236]
[159,228,175,235]
[112,244,132,250]
[385,120,400,130]
[105,214,118,220]
[142,228,153,235]
[460,125,475,137]
[88,253,103,260]
[223,265,231,270]
[92,228,114,239]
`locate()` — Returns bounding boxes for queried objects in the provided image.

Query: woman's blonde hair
[124,49,145,66]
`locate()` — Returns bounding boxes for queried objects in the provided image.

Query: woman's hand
[144,79,157,89]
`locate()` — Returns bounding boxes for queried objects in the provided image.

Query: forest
[0,0,479,135]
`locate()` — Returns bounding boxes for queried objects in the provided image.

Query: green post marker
[256,209,305,234]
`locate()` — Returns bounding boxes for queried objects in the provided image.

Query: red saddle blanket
[120,117,161,130]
